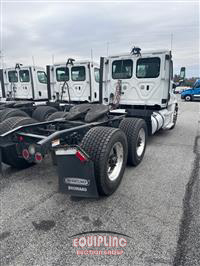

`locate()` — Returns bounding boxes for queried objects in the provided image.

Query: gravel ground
[0,99,199,266]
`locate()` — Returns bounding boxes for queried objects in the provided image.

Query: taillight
[75,150,87,162]
[18,136,24,142]
[22,149,29,160]
[35,152,43,163]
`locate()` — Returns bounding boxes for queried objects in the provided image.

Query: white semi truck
[0,47,184,198]
[0,64,48,101]
[100,47,179,134]
[46,59,100,103]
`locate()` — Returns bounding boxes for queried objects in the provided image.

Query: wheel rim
[185,96,190,101]
[136,128,145,157]
[107,142,124,181]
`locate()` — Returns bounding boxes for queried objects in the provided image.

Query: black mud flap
[55,146,99,198]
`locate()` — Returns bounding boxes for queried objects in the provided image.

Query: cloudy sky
[0,0,199,77]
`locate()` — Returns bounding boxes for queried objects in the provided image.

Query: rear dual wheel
[81,127,128,196]
[119,118,147,166]
[80,118,147,196]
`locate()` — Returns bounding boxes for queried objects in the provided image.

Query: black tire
[119,118,147,166]
[0,108,29,122]
[32,106,57,121]
[80,126,128,196]
[0,116,37,169]
[185,95,192,101]
[46,111,69,121]
[170,104,178,130]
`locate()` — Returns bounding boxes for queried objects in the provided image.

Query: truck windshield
[8,71,18,83]
[193,80,200,89]
[71,66,86,81]
[19,70,30,82]
[37,71,47,84]
[56,67,69,82]
[112,59,133,79]
[136,57,160,78]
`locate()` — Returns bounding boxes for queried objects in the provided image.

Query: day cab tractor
[46,59,100,103]
[0,59,100,123]
[0,64,48,101]
[0,47,183,198]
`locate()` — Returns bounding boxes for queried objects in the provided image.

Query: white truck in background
[0,64,48,101]
[46,59,100,103]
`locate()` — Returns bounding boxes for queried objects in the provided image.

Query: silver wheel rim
[185,96,190,101]
[136,128,145,157]
[107,142,124,181]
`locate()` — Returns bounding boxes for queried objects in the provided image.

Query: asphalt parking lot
[0,99,199,266]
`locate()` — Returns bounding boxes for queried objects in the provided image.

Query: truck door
[69,65,90,102]
[52,66,70,101]
[192,80,200,100]
[103,57,134,106]
[17,68,32,99]
[34,69,48,100]
[6,69,18,99]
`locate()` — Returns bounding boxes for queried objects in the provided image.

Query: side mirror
[179,67,186,81]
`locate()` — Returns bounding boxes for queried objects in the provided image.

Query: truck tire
[80,126,128,196]
[119,118,147,166]
[0,108,29,122]
[46,111,69,121]
[0,116,37,169]
[32,106,57,121]
[185,95,192,101]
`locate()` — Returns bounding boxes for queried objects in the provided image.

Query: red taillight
[18,136,24,142]
[35,152,43,163]
[22,149,29,160]
[75,150,87,162]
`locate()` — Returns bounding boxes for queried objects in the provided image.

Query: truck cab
[100,48,182,134]
[100,49,176,109]
[181,79,200,101]
[46,60,100,103]
[0,65,48,101]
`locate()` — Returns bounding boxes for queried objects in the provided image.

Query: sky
[0,0,199,78]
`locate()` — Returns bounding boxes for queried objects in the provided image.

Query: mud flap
[55,146,99,198]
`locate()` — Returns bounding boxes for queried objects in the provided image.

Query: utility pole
[170,33,173,52]
[106,42,109,56]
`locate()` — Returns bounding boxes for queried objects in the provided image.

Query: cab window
[136,57,160,78]
[112,59,133,79]
[56,67,69,82]
[19,70,30,82]
[71,66,86,81]
[94,68,100,83]
[8,71,18,82]
[37,71,47,84]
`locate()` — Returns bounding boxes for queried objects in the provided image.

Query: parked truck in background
[181,79,200,101]
[46,59,100,103]
[0,64,48,101]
